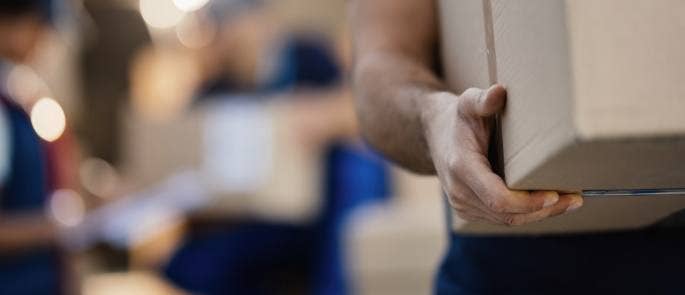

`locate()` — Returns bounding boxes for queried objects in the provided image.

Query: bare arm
[350,0,443,174]
[0,213,57,252]
[350,0,583,225]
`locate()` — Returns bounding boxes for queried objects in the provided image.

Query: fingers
[459,84,507,118]
[444,83,585,227]
[496,194,584,226]
[451,201,499,224]
[448,187,584,226]
[446,186,502,224]
[463,152,558,214]
[446,178,582,226]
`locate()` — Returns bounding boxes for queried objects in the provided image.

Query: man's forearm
[350,0,443,174]
[354,51,446,174]
[351,0,445,174]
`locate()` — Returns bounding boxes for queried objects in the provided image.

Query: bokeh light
[139,0,186,29]
[130,48,199,121]
[172,0,210,12]
[176,13,216,49]
[49,189,86,228]
[6,65,50,106]
[30,97,66,142]
[80,158,121,199]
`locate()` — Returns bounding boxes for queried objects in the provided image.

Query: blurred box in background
[346,168,445,295]
[440,0,685,234]
[121,99,322,224]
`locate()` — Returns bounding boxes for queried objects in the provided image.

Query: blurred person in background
[161,0,390,294]
[0,0,81,294]
[80,0,151,165]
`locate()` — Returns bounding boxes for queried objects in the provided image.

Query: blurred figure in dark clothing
[79,0,151,165]
[0,1,68,294]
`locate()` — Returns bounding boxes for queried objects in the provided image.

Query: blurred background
[0,0,445,294]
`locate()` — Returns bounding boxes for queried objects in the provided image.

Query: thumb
[468,84,507,117]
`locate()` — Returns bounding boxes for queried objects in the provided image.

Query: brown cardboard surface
[569,0,685,140]
[490,0,577,189]
[439,0,685,234]
[438,0,491,92]
[120,103,321,224]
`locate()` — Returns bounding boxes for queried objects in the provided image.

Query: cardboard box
[439,0,685,234]
[121,101,322,224]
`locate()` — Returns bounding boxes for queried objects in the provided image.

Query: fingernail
[542,193,559,208]
[566,197,584,212]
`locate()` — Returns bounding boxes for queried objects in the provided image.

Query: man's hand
[351,0,581,226]
[423,85,583,225]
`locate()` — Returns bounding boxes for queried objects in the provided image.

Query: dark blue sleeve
[290,37,342,88]
[1,100,48,211]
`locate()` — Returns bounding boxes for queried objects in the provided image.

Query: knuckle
[450,201,469,212]
[454,210,477,222]
[444,188,460,207]
[502,214,523,226]
[457,90,478,113]
[462,87,483,98]
[447,201,460,212]
[446,192,468,209]
[486,198,507,213]
[447,155,469,178]
[447,184,473,204]
[447,154,463,170]
[462,215,479,222]
[456,100,472,119]
[447,166,465,185]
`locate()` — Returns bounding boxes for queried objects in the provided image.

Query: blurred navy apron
[0,94,61,295]
[435,201,685,294]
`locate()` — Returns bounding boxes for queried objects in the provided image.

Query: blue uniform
[435,202,685,295]
[0,95,61,295]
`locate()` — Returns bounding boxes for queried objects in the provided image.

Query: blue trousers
[436,226,685,295]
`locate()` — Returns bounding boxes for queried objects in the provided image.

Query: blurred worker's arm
[0,213,57,251]
[350,0,583,226]
[285,86,358,148]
